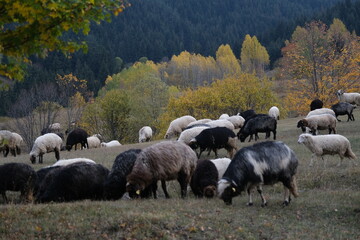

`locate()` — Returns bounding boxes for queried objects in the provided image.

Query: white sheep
[164,115,196,139]
[0,130,23,157]
[297,114,337,135]
[268,106,280,120]
[210,158,231,180]
[298,133,357,166]
[226,115,245,129]
[86,135,101,149]
[186,119,212,128]
[10,132,23,156]
[48,123,61,132]
[30,133,63,164]
[219,114,230,119]
[101,140,122,147]
[52,158,96,167]
[306,108,336,118]
[178,126,210,145]
[206,119,235,131]
[139,126,153,143]
[336,90,360,105]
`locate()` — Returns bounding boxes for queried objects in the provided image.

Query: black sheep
[190,159,219,198]
[33,166,60,197]
[0,163,37,203]
[103,149,166,200]
[310,99,323,111]
[36,162,109,203]
[331,102,356,121]
[218,141,298,206]
[189,127,237,159]
[65,128,89,151]
[239,109,256,121]
[237,114,277,142]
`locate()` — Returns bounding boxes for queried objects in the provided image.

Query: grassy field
[0,110,360,240]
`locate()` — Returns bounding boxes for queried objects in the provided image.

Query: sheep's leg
[257,185,267,207]
[177,172,188,198]
[55,148,60,161]
[39,154,43,164]
[337,155,344,167]
[198,149,204,159]
[213,148,218,158]
[273,129,277,140]
[161,180,170,199]
[4,146,9,157]
[246,186,255,206]
[283,187,291,206]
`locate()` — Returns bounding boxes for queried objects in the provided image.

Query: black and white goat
[218,141,299,207]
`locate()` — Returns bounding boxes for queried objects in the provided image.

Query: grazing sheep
[210,158,231,180]
[226,115,245,129]
[310,99,323,111]
[336,90,360,106]
[206,119,235,131]
[218,141,299,207]
[307,108,336,118]
[164,115,196,139]
[30,133,63,164]
[297,114,337,135]
[219,114,230,119]
[237,114,277,142]
[139,126,153,143]
[189,127,237,159]
[126,141,197,198]
[331,102,356,122]
[41,123,61,135]
[0,131,23,157]
[86,135,101,149]
[239,109,256,121]
[297,133,357,166]
[0,163,36,203]
[65,128,89,151]
[268,106,280,120]
[101,140,122,147]
[178,126,210,146]
[190,159,219,198]
[36,162,109,203]
[186,119,212,128]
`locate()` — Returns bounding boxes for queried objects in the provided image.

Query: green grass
[1,110,360,239]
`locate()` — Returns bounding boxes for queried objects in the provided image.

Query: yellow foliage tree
[157,73,279,138]
[216,44,241,78]
[280,19,360,115]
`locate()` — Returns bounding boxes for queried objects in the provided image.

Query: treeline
[1,0,360,116]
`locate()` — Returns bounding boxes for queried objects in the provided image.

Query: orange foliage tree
[279,19,360,115]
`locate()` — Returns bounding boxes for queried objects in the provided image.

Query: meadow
[0,111,359,240]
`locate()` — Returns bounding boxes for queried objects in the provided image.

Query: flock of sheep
[0,89,358,206]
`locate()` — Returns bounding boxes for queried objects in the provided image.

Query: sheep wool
[165,115,196,139]
[30,133,63,164]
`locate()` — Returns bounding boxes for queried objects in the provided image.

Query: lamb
[30,133,63,164]
[36,162,109,203]
[101,140,122,147]
[268,106,280,120]
[336,90,360,106]
[297,133,357,166]
[297,114,337,135]
[126,141,197,198]
[210,158,231,180]
[189,127,237,159]
[177,126,210,146]
[225,115,245,129]
[86,135,101,149]
[237,114,277,142]
[310,99,323,111]
[206,119,235,131]
[190,159,219,198]
[331,102,356,122]
[139,126,153,143]
[65,128,89,151]
[0,131,23,157]
[218,141,299,206]
[0,163,37,203]
[164,115,196,139]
